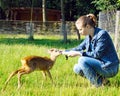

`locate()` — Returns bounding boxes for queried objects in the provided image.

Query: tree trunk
[76,30,80,40]
[42,0,47,31]
[28,0,34,40]
[61,0,67,43]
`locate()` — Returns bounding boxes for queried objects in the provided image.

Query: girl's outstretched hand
[62,50,81,57]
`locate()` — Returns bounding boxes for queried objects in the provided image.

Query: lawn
[0,34,120,96]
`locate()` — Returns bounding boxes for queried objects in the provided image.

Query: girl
[62,14,119,87]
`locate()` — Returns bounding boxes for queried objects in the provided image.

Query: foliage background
[1,0,120,21]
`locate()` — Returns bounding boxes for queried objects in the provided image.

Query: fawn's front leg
[42,71,47,80]
[46,70,54,85]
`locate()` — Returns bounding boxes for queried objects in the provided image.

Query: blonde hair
[76,13,97,27]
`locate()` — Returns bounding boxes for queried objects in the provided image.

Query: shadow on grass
[0,37,83,49]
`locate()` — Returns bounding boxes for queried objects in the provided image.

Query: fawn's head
[48,48,62,59]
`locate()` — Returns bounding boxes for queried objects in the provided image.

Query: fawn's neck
[50,56,57,62]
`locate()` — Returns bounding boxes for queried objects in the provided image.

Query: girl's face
[76,22,89,36]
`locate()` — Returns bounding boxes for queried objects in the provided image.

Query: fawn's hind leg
[17,68,33,89]
[5,70,18,85]
[2,70,19,91]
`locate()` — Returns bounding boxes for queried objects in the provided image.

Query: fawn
[3,48,62,90]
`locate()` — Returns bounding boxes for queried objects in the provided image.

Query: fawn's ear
[48,48,54,53]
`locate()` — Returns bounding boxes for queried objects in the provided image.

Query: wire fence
[0,20,76,35]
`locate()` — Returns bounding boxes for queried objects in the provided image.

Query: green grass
[0,34,120,96]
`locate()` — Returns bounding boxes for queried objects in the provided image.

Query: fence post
[114,11,120,57]
[98,12,107,30]
[26,22,34,40]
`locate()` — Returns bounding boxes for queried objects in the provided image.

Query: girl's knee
[73,57,90,74]
[73,64,84,77]
[78,57,87,63]
[73,64,81,74]
[78,57,88,68]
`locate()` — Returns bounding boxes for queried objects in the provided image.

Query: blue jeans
[73,56,119,87]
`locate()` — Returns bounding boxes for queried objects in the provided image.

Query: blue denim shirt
[72,27,119,68]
